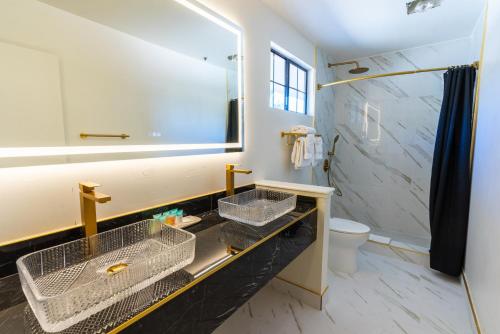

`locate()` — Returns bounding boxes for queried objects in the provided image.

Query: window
[270,49,308,114]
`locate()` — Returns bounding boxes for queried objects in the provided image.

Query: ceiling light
[406,0,443,15]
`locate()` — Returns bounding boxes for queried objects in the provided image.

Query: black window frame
[270,49,309,114]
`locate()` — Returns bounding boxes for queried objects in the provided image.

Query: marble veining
[314,38,474,248]
[215,242,473,334]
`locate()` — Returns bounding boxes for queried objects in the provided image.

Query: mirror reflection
[0,0,241,148]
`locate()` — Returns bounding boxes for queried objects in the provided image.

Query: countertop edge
[255,180,335,197]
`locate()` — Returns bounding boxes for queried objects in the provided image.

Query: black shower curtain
[225,98,240,153]
[226,98,238,143]
[429,66,476,276]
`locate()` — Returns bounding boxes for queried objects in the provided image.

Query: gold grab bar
[80,133,130,139]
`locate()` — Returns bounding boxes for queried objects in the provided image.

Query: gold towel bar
[281,131,322,138]
[281,131,321,146]
[80,133,130,139]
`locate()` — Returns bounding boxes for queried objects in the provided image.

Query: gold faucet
[226,164,252,196]
[79,182,111,238]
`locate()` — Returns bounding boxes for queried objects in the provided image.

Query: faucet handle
[226,163,252,174]
[92,192,112,203]
[79,182,111,203]
[79,181,101,192]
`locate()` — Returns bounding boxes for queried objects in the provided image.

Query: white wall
[465,2,500,333]
[470,6,486,62]
[0,0,314,244]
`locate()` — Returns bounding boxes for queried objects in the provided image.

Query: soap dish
[176,216,202,229]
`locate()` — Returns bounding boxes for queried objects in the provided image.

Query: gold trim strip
[0,225,82,248]
[108,207,318,334]
[0,184,254,247]
[470,4,488,173]
[462,272,482,334]
[367,239,429,256]
[274,275,322,296]
[321,285,329,297]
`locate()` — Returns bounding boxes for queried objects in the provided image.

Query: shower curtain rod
[317,61,479,90]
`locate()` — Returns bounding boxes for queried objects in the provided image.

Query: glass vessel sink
[16,219,195,333]
[218,189,297,226]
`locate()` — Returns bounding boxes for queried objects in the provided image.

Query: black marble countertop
[0,197,316,334]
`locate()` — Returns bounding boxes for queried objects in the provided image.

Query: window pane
[270,52,274,82]
[290,64,298,89]
[273,83,285,110]
[273,54,286,85]
[269,82,274,108]
[289,89,298,112]
[297,92,306,114]
[298,69,306,92]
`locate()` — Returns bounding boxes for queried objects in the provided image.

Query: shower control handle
[323,159,330,172]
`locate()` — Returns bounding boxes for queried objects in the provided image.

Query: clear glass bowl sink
[16,219,195,332]
[218,189,297,226]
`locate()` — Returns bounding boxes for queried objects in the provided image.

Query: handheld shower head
[325,134,343,197]
[330,134,340,156]
[333,134,340,144]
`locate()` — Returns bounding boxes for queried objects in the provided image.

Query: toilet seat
[329,218,370,235]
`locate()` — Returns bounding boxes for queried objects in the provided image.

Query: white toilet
[328,218,370,274]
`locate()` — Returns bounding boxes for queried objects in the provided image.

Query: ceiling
[261,0,486,61]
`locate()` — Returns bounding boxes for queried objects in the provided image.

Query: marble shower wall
[314,38,475,247]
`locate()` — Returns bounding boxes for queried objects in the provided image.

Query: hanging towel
[314,136,323,160]
[291,137,311,169]
[291,138,300,164]
[291,125,316,135]
[312,136,323,166]
[304,134,315,159]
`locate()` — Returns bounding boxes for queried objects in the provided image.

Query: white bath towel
[314,136,324,160]
[311,136,323,167]
[291,137,312,169]
[291,125,316,135]
[304,134,315,160]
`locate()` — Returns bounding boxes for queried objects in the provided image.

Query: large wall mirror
[0,0,243,164]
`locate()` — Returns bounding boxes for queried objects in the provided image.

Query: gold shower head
[328,60,369,74]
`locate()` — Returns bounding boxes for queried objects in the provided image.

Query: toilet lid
[329,218,370,234]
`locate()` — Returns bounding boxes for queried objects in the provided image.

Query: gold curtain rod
[317,61,480,90]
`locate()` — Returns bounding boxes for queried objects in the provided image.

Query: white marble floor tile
[215,244,473,334]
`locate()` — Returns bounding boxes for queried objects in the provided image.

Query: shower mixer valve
[323,159,330,172]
